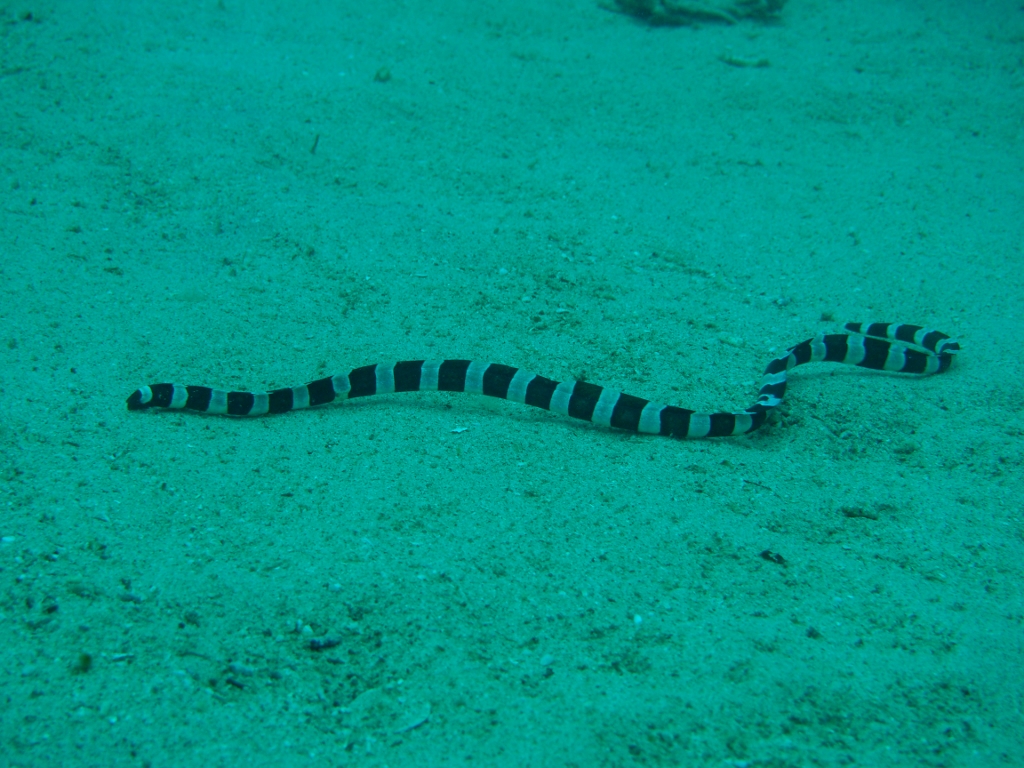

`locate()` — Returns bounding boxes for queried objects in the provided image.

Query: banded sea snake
[126,322,957,439]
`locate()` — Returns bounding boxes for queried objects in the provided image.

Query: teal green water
[1,1,1022,765]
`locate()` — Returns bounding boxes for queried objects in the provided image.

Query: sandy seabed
[1,1,1022,765]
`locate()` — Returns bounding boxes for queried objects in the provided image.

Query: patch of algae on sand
[601,0,785,26]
